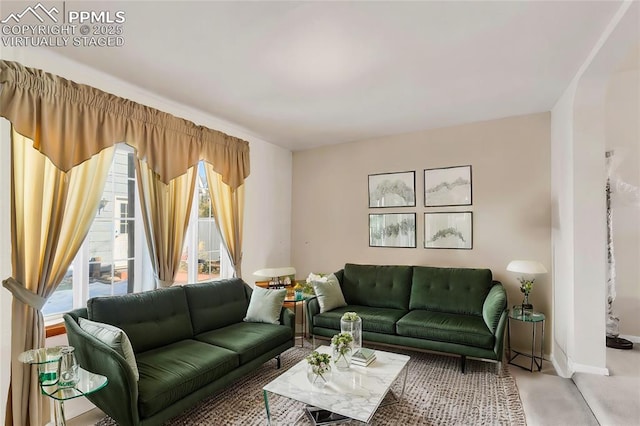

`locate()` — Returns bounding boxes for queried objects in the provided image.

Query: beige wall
[292,112,551,354]
[606,61,640,339]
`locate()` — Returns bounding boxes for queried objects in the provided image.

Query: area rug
[96,345,526,425]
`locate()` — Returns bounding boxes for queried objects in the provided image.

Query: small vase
[307,363,332,388]
[57,346,79,388]
[332,344,353,370]
[522,294,533,315]
[340,317,362,351]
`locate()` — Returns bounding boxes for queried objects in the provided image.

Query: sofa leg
[460,355,466,374]
[275,355,281,369]
[496,361,502,376]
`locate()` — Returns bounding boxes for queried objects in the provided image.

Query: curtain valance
[0,60,249,188]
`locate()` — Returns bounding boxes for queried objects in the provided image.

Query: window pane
[42,268,73,316]
[43,144,137,318]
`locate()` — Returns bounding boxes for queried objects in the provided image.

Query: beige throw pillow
[79,317,139,381]
[243,286,287,324]
[313,273,347,313]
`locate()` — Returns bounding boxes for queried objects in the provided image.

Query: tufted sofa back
[341,263,413,310]
[409,266,494,315]
[88,286,194,354]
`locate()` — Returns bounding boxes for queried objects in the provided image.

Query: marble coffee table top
[263,345,410,423]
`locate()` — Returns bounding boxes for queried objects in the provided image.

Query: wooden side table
[506,306,545,372]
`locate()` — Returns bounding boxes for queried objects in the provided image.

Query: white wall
[550,1,638,377]
[605,55,640,339]
[292,113,552,354]
[0,47,292,424]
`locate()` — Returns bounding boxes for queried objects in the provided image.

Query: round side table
[506,306,545,372]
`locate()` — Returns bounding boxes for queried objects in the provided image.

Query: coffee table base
[305,406,351,425]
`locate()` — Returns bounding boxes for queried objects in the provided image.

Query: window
[175,162,228,284]
[43,156,229,320]
[43,144,141,318]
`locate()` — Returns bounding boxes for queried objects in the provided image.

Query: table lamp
[253,267,296,289]
[506,260,547,314]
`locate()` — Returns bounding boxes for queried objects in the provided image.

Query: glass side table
[506,306,545,372]
[19,347,108,426]
[284,295,307,347]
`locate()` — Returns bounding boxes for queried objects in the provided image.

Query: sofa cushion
[184,279,250,334]
[342,264,412,310]
[244,286,287,324]
[313,305,407,335]
[87,286,193,353]
[313,274,347,313]
[396,310,494,349]
[136,339,238,418]
[196,322,293,365]
[410,266,493,315]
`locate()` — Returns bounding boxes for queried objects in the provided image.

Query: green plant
[331,332,354,366]
[341,312,360,322]
[306,351,331,381]
[518,277,535,296]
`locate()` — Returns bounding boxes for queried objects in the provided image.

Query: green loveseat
[64,278,295,426]
[307,264,507,372]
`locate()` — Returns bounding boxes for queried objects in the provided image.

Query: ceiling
[51,1,623,151]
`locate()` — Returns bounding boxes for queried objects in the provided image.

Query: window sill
[46,321,66,338]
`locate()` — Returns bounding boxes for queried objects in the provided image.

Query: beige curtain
[136,160,197,287]
[0,60,250,188]
[204,164,245,278]
[2,129,114,426]
[0,60,250,425]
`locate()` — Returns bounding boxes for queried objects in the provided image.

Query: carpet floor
[97,346,526,425]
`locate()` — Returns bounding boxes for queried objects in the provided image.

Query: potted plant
[305,351,332,388]
[331,332,354,370]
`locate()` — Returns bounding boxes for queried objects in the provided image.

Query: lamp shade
[253,267,296,278]
[506,260,547,275]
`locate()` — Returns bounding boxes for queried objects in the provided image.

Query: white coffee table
[262,345,410,425]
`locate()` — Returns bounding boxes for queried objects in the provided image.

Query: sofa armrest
[306,296,320,334]
[64,310,140,426]
[279,306,295,332]
[482,281,507,334]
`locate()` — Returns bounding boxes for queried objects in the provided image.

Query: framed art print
[424,165,472,207]
[424,212,473,249]
[368,171,416,208]
[369,213,416,248]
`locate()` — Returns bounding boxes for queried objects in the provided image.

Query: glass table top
[510,306,545,322]
[41,367,108,401]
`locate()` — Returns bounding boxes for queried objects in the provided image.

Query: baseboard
[549,353,572,378]
[571,361,610,376]
[618,334,640,343]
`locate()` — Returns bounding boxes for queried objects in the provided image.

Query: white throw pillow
[313,273,347,313]
[243,286,287,324]
[79,317,139,381]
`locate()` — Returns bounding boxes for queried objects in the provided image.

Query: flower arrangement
[341,312,360,322]
[331,332,354,367]
[518,277,535,297]
[302,272,327,295]
[306,351,332,383]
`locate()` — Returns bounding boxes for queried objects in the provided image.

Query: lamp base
[606,336,633,350]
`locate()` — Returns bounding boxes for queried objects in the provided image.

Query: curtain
[0,60,250,188]
[136,160,197,287]
[2,129,114,426]
[204,164,245,278]
[0,60,251,425]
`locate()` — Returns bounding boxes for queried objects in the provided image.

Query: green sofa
[307,264,507,372]
[63,278,295,426]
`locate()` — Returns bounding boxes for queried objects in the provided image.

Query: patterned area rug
[96,345,525,425]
